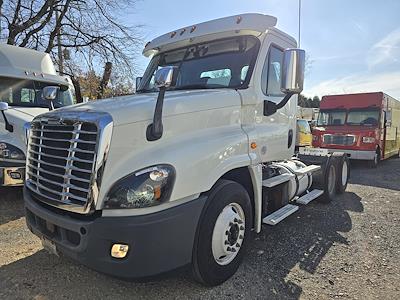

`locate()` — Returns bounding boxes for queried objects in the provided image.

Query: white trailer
[0,44,76,186]
[23,14,349,286]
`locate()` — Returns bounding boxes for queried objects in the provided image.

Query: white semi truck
[24,14,350,286]
[0,44,76,187]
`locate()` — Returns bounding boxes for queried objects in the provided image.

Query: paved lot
[1,158,399,299]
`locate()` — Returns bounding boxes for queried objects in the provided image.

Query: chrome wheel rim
[212,203,245,266]
[327,165,336,195]
[341,160,348,186]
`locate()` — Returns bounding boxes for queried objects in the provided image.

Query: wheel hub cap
[212,203,245,265]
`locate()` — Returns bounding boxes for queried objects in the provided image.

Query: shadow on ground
[0,187,24,225]
[349,157,400,191]
[0,190,363,300]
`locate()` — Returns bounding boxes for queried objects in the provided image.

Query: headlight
[0,143,25,161]
[104,165,175,209]
[362,137,375,143]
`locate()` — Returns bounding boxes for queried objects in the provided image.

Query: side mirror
[136,77,142,90]
[0,102,9,112]
[281,49,305,94]
[264,48,306,117]
[42,86,60,110]
[0,102,13,132]
[154,66,178,88]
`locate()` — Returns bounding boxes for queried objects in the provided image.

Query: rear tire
[334,154,350,194]
[317,157,338,203]
[192,180,252,286]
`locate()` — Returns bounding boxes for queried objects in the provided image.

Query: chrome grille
[26,115,104,213]
[323,134,355,146]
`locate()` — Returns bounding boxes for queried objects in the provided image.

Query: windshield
[138,36,259,93]
[347,109,380,126]
[317,110,347,126]
[0,77,74,108]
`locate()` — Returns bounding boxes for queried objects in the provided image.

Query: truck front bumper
[326,149,375,160]
[0,166,25,186]
[24,188,207,279]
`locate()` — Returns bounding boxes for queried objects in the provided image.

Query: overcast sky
[131,0,400,98]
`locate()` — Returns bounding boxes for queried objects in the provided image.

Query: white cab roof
[0,43,69,86]
[143,13,277,57]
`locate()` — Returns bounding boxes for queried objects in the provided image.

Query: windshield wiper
[174,84,227,91]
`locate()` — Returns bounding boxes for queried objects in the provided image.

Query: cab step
[263,204,299,225]
[262,173,294,188]
[296,189,324,205]
[294,165,321,176]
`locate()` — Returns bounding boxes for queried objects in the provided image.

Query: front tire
[368,150,380,168]
[192,180,252,286]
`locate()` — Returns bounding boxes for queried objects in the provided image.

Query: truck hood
[55,89,240,126]
[4,107,50,126]
[8,107,49,119]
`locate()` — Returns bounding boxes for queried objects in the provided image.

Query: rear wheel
[335,154,350,194]
[317,158,337,203]
[192,180,252,286]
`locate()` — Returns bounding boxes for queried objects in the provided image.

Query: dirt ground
[0,158,399,300]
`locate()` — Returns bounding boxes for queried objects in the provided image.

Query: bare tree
[0,0,143,80]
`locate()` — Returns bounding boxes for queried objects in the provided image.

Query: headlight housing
[362,136,376,143]
[0,143,25,161]
[104,165,176,209]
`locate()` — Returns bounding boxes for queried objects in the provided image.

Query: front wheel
[192,180,252,286]
[368,150,380,168]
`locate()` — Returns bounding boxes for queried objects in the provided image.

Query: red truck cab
[312,92,400,167]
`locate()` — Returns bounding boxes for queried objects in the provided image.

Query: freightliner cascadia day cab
[24,14,350,286]
[313,92,400,167]
[0,44,76,187]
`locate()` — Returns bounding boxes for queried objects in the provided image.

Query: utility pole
[56,11,64,73]
[298,0,302,47]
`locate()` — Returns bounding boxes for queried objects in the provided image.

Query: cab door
[253,32,297,162]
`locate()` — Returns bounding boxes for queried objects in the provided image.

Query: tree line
[0,0,142,99]
[298,95,320,108]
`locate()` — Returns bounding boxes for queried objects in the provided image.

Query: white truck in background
[0,44,76,187]
[24,14,350,286]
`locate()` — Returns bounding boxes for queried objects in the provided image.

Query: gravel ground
[1,158,399,299]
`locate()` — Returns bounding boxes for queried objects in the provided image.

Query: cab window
[262,45,284,97]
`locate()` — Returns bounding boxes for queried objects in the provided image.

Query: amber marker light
[251,142,257,149]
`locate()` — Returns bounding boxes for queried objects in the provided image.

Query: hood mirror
[146,66,178,141]
[0,102,9,112]
[0,102,13,132]
[42,86,60,110]
[154,66,178,88]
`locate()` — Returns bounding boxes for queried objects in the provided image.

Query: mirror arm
[146,87,166,141]
[276,92,295,110]
[1,111,14,132]
[264,92,295,116]
[48,100,55,111]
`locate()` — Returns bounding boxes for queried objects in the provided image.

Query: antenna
[298,0,302,47]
